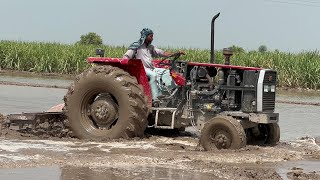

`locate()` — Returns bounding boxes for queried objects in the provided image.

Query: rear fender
[87,57,152,106]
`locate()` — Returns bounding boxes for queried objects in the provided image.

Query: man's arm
[123,49,135,59]
[152,46,185,58]
[152,46,171,58]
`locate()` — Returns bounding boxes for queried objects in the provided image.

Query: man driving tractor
[123,28,184,100]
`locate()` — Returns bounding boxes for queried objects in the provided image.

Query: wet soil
[1,124,320,179]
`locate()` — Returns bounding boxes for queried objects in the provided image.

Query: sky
[0,0,319,52]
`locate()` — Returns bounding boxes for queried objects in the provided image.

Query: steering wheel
[158,52,184,67]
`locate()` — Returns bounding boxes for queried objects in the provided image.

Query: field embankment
[0,40,319,89]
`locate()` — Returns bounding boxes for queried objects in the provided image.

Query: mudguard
[87,57,152,106]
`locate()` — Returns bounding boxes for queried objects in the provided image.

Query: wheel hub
[212,130,231,149]
[90,98,118,128]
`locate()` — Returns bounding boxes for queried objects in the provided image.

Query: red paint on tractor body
[187,62,262,71]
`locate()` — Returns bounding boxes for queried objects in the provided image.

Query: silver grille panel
[262,71,276,112]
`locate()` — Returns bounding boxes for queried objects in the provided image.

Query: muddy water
[60,166,218,180]
[0,85,66,114]
[0,166,61,180]
[276,89,320,140]
[0,165,218,180]
[277,160,320,180]
[277,103,320,140]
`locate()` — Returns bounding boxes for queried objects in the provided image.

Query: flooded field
[0,74,320,179]
[1,75,319,141]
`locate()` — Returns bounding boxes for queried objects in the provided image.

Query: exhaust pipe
[210,12,220,64]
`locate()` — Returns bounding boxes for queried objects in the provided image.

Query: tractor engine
[186,62,277,118]
[189,66,222,113]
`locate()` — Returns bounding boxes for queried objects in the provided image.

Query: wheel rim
[210,128,232,149]
[80,91,119,136]
[90,96,119,128]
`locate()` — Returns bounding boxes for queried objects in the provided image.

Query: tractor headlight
[270,85,276,92]
[264,85,269,92]
[263,85,276,92]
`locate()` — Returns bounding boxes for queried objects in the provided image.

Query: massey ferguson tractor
[62,13,280,149]
[4,13,280,150]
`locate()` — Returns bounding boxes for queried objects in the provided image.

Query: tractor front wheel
[200,116,246,150]
[247,123,280,146]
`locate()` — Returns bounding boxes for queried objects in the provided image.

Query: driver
[123,28,179,100]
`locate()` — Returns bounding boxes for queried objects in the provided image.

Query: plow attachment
[1,112,71,138]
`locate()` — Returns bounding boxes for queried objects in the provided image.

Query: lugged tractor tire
[200,116,246,150]
[246,123,280,146]
[266,123,280,145]
[63,65,149,140]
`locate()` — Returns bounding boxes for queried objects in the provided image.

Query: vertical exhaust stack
[210,12,220,64]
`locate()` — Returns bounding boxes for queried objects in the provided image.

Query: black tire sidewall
[267,123,280,144]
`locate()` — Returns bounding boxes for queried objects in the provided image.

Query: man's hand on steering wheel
[165,51,185,59]
[159,51,185,67]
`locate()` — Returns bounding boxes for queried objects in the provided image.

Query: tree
[229,45,245,53]
[77,32,103,45]
[258,45,267,53]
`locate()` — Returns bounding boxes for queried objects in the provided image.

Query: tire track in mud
[1,81,320,106]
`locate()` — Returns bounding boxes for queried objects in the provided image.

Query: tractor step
[151,107,177,129]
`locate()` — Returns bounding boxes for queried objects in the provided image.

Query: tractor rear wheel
[200,116,246,150]
[63,65,149,139]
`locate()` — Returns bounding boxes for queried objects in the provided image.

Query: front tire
[267,123,280,144]
[200,116,246,150]
[63,65,148,139]
[247,123,280,146]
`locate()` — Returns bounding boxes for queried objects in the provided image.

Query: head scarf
[128,28,153,50]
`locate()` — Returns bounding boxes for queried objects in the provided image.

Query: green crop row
[0,40,319,89]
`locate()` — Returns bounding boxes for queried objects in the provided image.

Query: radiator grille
[262,71,276,111]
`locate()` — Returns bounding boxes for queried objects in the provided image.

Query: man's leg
[145,68,159,100]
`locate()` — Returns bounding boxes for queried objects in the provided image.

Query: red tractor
[62,13,280,150]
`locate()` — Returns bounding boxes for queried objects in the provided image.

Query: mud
[0,113,4,121]
[1,127,320,179]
